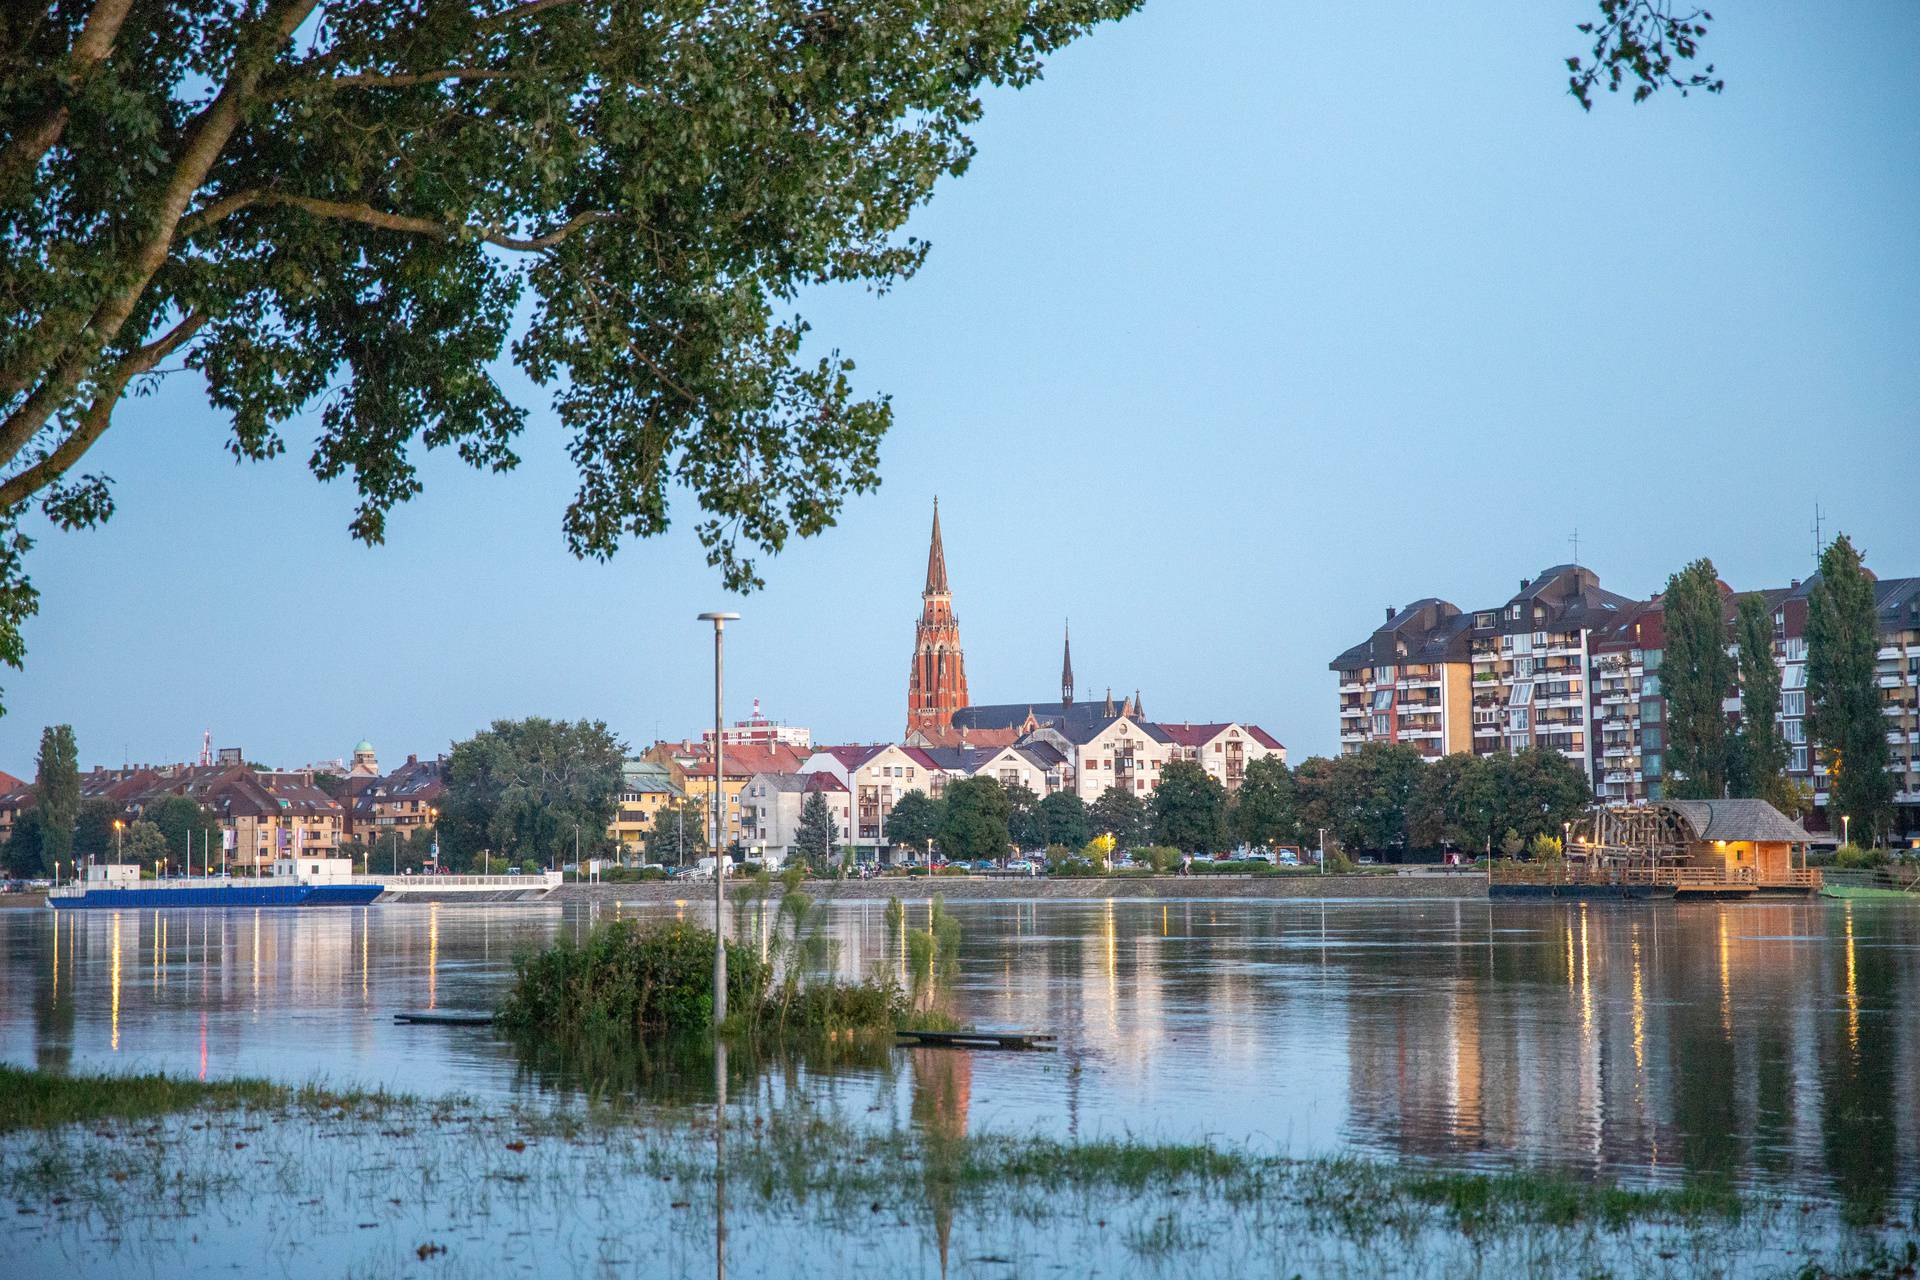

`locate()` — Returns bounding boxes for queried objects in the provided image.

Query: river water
[2,895,1917,1209]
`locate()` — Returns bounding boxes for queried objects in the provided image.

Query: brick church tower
[906,498,970,737]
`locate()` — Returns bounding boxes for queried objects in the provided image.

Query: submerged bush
[497,919,768,1038]
[500,913,915,1043]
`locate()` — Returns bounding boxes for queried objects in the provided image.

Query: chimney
[1790,579,1800,589]
[1385,605,1394,621]
[1519,578,1529,591]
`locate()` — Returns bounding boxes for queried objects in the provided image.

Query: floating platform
[394,1011,495,1026]
[1491,883,1676,901]
[897,1029,1056,1051]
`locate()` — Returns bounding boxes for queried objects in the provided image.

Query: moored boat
[47,857,382,911]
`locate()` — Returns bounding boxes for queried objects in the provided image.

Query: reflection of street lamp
[698,610,740,1027]
[1842,814,1852,848]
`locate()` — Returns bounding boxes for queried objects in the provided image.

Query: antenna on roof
[1568,527,1580,568]
[1810,502,1824,568]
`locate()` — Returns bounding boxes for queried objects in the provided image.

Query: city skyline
[4,1,1916,770]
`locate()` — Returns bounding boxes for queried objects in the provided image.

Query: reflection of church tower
[910,1046,973,1277]
[1061,621,1074,707]
[906,499,971,737]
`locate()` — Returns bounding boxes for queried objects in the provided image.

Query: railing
[1490,861,1794,891]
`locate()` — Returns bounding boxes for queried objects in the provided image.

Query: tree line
[872,746,1593,864]
[1660,534,1896,846]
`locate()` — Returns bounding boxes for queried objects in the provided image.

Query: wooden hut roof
[1664,799,1813,845]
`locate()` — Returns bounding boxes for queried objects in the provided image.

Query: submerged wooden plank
[394,1011,495,1026]
[897,1029,1056,1050]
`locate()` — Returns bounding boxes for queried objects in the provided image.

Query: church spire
[924,496,949,596]
[1061,620,1074,707]
[1133,688,1143,720]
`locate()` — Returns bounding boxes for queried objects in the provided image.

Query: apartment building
[1329,599,1474,760]
[1587,599,1664,804]
[1771,573,1920,840]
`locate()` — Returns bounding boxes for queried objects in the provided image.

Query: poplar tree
[1728,594,1790,809]
[1806,535,1893,845]
[1661,559,1733,799]
[34,723,79,869]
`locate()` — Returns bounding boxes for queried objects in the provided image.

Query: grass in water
[0,1065,417,1133]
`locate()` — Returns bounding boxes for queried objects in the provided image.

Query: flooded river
[3,895,1917,1208]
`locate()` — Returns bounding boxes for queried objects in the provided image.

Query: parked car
[1244,850,1274,865]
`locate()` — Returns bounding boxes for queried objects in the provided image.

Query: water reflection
[4,897,1919,1214]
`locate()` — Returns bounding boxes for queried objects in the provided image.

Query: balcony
[1338,681,1364,694]
[1880,674,1909,689]
[1340,705,1366,719]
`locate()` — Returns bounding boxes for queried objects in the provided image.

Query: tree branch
[0,311,208,513]
[260,67,516,100]
[0,0,320,471]
[191,191,618,251]
[474,0,581,33]
[0,0,137,185]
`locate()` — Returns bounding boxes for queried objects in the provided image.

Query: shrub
[1049,856,1099,876]
[1136,845,1180,874]
[520,858,542,875]
[1323,849,1358,873]
[1833,844,1889,869]
[1527,834,1563,862]
[497,919,766,1038]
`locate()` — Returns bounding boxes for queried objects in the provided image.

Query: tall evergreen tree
[1806,535,1894,844]
[1661,559,1734,799]
[34,724,79,869]
[794,791,838,866]
[1728,594,1791,809]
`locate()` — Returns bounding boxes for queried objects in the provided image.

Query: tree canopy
[438,716,623,867]
[1807,535,1894,844]
[33,723,78,867]
[1728,592,1791,810]
[885,789,942,854]
[1150,760,1228,854]
[936,775,1009,862]
[0,2,1718,711]
[642,798,708,867]
[794,790,838,866]
[1037,789,1088,849]
[1088,784,1147,850]
[1661,557,1733,799]
[1231,755,1295,849]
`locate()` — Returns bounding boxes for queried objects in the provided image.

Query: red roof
[1156,722,1234,747]
[1246,726,1284,751]
[682,742,807,779]
[0,770,21,794]
[802,771,848,793]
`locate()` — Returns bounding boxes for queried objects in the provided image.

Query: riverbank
[0,1064,1902,1279]
[548,871,1489,906]
[0,892,44,910]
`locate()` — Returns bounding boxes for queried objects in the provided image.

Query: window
[1641,700,1662,724]
[1783,664,1806,690]
[1790,746,1809,772]
[1371,689,1393,711]
[1784,637,1807,660]
[1513,656,1535,678]
[1377,665,1397,683]
[1643,726,1662,749]
[1642,674,1660,697]
[1508,683,1535,707]
[1372,714,1390,735]
[1782,691,1805,717]
[1784,720,1805,744]
[1509,709,1531,731]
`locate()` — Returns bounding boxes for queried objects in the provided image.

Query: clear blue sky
[6,1,1917,774]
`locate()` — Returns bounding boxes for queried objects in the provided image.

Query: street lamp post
[114,819,123,861]
[1842,814,1851,848]
[698,610,740,1027]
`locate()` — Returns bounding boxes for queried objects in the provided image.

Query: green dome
[353,739,375,754]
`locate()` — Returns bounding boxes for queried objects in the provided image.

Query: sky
[6,0,1918,775]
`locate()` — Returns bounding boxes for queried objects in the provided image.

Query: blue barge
[48,859,382,911]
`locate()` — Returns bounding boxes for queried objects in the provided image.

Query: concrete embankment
[546,873,1488,906]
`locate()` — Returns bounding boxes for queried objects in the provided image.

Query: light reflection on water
[5,896,1920,1205]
